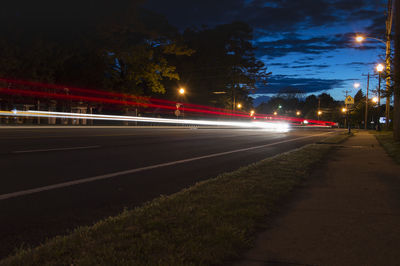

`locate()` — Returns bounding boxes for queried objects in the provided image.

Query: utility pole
[365,73,370,129]
[385,0,394,127]
[394,0,400,140]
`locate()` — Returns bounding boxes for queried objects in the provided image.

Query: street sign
[345,95,354,105]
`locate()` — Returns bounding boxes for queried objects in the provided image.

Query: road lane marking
[12,146,100,154]
[0,132,333,201]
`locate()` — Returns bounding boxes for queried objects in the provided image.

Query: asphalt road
[0,126,338,258]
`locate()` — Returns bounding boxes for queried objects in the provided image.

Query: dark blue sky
[144,0,388,103]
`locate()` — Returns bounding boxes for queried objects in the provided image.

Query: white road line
[12,146,100,154]
[0,132,333,201]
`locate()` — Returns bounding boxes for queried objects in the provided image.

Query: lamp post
[176,87,185,119]
[376,64,384,131]
[342,107,348,130]
[372,96,379,130]
[365,74,370,129]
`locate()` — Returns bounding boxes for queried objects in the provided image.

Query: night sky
[144,0,388,104]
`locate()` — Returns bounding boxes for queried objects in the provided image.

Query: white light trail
[0,110,291,132]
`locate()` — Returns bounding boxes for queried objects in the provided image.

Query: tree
[303,95,318,119]
[99,8,194,96]
[0,1,194,98]
[351,89,366,128]
[174,22,269,109]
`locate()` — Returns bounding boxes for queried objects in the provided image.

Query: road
[0,126,338,258]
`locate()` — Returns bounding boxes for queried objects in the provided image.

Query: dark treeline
[0,0,268,113]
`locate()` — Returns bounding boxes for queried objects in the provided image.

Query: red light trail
[0,77,336,126]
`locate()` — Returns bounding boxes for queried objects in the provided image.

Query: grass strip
[1,133,349,266]
[373,131,400,164]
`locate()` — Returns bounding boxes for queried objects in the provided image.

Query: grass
[0,133,350,266]
[373,131,400,165]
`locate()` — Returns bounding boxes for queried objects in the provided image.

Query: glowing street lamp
[250,110,255,116]
[355,35,365,43]
[376,64,384,72]
[296,111,301,116]
[355,35,385,45]
[237,103,242,109]
[179,88,185,95]
[342,107,347,113]
[273,111,278,115]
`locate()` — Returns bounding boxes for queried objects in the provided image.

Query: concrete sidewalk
[238,131,400,266]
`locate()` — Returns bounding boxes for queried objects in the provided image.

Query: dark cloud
[340,62,372,66]
[144,0,384,34]
[270,63,330,69]
[292,56,317,64]
[256,74,345,94]
[256,32,379,59]
[269,63,290,67]
[289,64,330,69]
[364,16,387,39]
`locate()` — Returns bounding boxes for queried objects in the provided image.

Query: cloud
[256,32,379,59]
[269,63,330,69]
[255,74,346,94]
[339,62,372,67]
[144,0,384,35]
[289,64,330,69]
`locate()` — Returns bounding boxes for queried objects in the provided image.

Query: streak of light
[0,87,335,126]
[0,78,337,126]
[0,110,291,132]
[0,88,250,118]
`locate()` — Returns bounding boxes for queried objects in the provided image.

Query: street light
[237,103,242,109]
[317,110,322,120]
[273,111,277,115]
[177,88,186,119]
[355,35,386,45]
[355,35,365,42]
[376,63,384,72]
[250,110,255,116]
[342,107,348,130]
[376,64,384,131]
[296,111,301,116]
